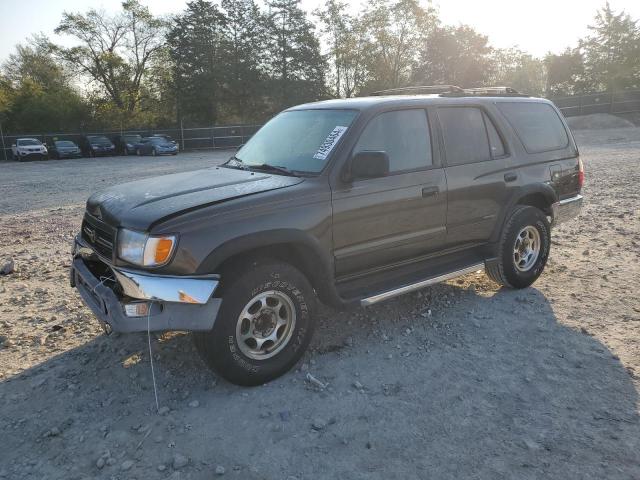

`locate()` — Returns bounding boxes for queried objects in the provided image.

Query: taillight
[577,157,585,190]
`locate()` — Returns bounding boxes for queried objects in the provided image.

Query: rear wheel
[194,260,316,386]
[486,205,550,289]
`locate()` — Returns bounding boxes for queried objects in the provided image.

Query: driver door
[331,108,448,278]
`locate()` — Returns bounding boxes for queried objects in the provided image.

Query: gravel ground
[0,131,639,480]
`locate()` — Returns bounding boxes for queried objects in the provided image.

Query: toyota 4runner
[70,86,584,386]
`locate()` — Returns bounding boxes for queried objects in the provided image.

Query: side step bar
[360,263,485,307]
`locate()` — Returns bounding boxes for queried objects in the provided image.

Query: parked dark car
[152,134,179,149]
[111,134,143,155]
[48,140,82,159]
[135,137,178,156]
[70,86,584,386]
[78,135,116,157]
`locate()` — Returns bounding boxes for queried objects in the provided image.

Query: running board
[360,263,485,307]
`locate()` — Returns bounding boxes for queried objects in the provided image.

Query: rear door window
[483,112,506,158]
[497,102,568,153]
[354,109,432,172]
[438,107,491,165]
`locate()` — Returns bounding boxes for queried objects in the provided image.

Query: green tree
[489,48,546,96]
[167,0,226,125]
[315,0,369,97]
[51,0,165,114]
[413,25,492,88]
[360,0,437,92]
[545,48,586,96]
[1,42,90,132]
[265,0,327,110]
[220,0,269,121]
[579,2,640,91]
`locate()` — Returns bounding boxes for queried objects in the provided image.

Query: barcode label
[313,126,348,160]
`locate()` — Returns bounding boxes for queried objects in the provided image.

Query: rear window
[497,102,568,153]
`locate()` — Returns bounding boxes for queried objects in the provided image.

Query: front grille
[82,213,116,260]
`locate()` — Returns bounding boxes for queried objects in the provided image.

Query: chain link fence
[0,123,262,161]
[552,89,640,117]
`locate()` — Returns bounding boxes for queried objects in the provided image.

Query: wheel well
[215,243,333,304]
[516,193,552,216]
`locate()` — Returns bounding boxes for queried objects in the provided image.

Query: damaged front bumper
[70,236,221,333]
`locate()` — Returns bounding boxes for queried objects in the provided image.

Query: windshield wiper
[248,163,297,176]
[222,157,298,176]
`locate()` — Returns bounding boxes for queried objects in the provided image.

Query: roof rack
[368,85,528,98]
[371,85,465,96]
[443,86,528,97]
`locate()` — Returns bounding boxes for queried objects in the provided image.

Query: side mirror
[346,151,390,181]
[11,144,16,148]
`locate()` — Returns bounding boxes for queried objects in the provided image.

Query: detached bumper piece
[551,194,583,227]
[70,239,221,334]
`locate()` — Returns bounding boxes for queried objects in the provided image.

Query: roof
[288,94,552,112]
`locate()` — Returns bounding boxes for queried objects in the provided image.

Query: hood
[86,167,304,231]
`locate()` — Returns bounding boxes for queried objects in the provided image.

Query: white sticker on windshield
[313,126,348,160]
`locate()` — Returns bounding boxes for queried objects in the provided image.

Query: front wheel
[194,260,316,386]
[486,205,551,289]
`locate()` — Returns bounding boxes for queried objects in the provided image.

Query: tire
[123,148,128,156]
[194,260,316,386]
[136,149,142,156]
[485,205,551,289]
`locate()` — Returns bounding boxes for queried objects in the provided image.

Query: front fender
[197,228,332,274]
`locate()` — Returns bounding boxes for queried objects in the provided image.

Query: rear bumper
[551,194,583,227]
[70,236,221,333]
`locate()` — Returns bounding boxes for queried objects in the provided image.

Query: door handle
[422,186,439,198]
[504,173,518,182]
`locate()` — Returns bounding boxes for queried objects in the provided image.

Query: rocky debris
[121,460,134,471]
[311,419,326,431]
[172,453,189,470]
[188,400,199,408]
[43,427,60,438]
[158,406,170,415]
[215,465,226,475]
[0,258,14,275]
[305,373,327,389]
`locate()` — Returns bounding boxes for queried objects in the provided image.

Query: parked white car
[12,138,48,161]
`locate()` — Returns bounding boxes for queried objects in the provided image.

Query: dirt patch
[565,113,635,130]
[1,133,639,479]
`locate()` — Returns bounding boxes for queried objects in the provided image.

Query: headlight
[117,229,176,267]
[126,143,133,148]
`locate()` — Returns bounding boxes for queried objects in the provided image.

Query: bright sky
[1,0,639,63]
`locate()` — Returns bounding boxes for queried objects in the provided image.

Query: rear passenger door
[436,106,511,247]
[331,108,447,277]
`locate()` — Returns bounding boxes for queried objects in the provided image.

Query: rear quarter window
[497,102,569,153]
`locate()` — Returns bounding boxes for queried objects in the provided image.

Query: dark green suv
[70,86,583,386]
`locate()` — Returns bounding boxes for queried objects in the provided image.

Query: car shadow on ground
[1,281,639,479]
